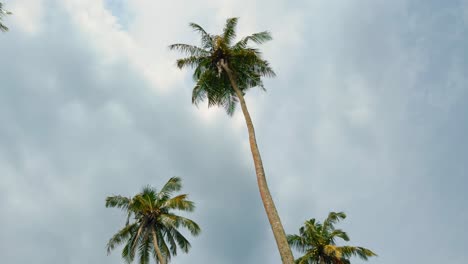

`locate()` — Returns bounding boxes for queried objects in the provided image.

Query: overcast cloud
[1,0,467,263]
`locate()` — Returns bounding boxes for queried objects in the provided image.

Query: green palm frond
[164,213,201,236]
[157,177,182,200]
[175,56,205,69]
[296,253,314,264]
[222,17,238,45]
[162,194,195,211]
[287,234,308,253]
[122,242,133,264]
[192,83,208,106]
[105,195,131,210]
[107,223,138,254]
[340,246,377,260]
[156,229,171,262]
[323,212,346,232]
[189,22,213,49]
[233,31,272,50]
[138,233,152,264]
[168,44,209,57]
[329,229,349,242]
[170,227,191,253]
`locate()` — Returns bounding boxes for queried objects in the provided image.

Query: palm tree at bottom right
[287,212,376,264]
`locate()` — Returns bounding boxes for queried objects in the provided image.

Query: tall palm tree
[169,17,294,263]
[0,2,11,32]
[105,177,201,264]
[287,212,377,264]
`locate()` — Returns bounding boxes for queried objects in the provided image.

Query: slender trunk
[151,228,166,264]
[220,61,295,264]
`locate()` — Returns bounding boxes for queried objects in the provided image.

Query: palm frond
[0,23,8,32]
[287,234,308,253]
[340,246,377,260]
[157,229,171,262]
[324,245,342,259]
[121,242,133,264]
[169,214,201,236]
[163,194,195,211]
[222,17,238,45]
[192,69,239,115]
[171,228,191,253]
[323,212,346,232]
[189,22,213,49]
[107,223,138,254]
[163,228,178,256]
[157,177,182,201]
[192,83,208,106]
[138,231,152,264]
[233,31,272,50]
[105,195,131,210]
[169,44,209,57]
[175,56,204,69]
[329,229,349,242]
[296,252,315,264]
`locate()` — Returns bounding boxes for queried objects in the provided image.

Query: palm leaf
[157,177,182,201]
[168,44,209,57]
[287,234,308,253]
[138,232,151,264]
[162,194,195,211]
[107,223,138,254]
[171,228,191,253]
[105,195,131,210]
[222,17,238,45]
[323,212,346,232]
[233,31,272,50]
[189,22,213,49]
[340,246,377,260]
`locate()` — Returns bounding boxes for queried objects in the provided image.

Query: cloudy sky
[1,0,467,263]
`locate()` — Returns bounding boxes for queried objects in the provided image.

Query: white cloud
[9,0,45,34]
[1,1,468,264]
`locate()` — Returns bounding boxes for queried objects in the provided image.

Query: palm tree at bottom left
[105,177,201,264]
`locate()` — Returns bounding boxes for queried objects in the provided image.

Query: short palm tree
[287,212,377,264]
[0,2,11,32]
[169,17,294,263]
[105,177,201,264]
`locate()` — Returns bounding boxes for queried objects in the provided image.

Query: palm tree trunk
[220,60,295,264]
[151,228,166,264]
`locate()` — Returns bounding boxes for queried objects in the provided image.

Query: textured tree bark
[151,228,166,264]
[220,60,295,264]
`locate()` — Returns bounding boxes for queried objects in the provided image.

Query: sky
[1,0,467,263]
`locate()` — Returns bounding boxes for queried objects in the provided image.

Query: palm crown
[287,212,376,264]
[169,17,275,115]
[106,177,201,264]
